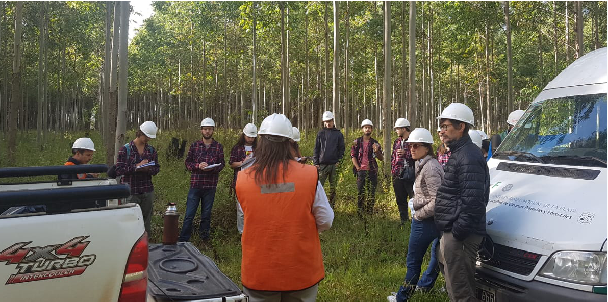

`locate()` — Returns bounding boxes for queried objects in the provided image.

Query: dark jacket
[313,127,345,165]
[434,133,490,241]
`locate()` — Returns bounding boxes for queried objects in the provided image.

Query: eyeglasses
[410,143,424,149]
[439,123,453,131]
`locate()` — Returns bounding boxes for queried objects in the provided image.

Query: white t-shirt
[245,145,253,158]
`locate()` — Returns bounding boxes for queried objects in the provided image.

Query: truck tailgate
[0,204,145,302]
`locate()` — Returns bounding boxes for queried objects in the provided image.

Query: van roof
[534,47,607,103]
[544,47,607,91]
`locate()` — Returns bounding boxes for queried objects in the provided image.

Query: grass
[0,129,448,302]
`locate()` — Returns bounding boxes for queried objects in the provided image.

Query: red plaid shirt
[351,137,382,172]
[390,137,414,177]
[437,150,451,167]
[115,141,160,194]
[185,139,225,189]
[229,144,253,188]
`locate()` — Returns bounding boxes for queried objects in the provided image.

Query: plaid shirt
[115,141,160,194]
[229,144,252,188]
[437,150,451,167]
[351,137,382,173]
[185,139,225,189]
[390,137,414,177]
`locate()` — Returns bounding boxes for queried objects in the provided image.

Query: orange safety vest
[64,161,87,179]
[236,161,324,291]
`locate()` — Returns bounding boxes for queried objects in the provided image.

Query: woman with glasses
[388,128,445,302]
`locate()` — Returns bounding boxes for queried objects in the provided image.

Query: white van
[475,47,607,302]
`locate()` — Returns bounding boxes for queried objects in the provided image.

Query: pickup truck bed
[0,165,246,302]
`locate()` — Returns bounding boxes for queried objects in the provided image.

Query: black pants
[356,170,377,214]
[392,176,415,223]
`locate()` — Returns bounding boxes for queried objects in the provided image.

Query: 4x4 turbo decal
[0,236,96,284]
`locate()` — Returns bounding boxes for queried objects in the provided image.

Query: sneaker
[415,286,431,293]
[387,294,397,302]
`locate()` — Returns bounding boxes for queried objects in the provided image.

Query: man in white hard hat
[435,103,489,302]
[180,117,225,243]
[115,121,160,234]
[391,118,415,225]
[229,123,257,234]
[313,111,345,206]
[351,119,383,215]
[491,109,525,153]
[63,137,98,180]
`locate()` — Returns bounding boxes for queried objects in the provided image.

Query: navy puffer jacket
[434,133,490,240]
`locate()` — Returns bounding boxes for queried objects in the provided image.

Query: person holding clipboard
[179,117,225,243]
[115,121,160,234]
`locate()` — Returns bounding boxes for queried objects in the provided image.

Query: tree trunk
[0,2,5,132]
[485,12,491,133]
[408,2,416,127]
[383,1,392,176]
[324,2,329,111]
[565,1,570,62]
[332,1,339,125]
[553,1,558,77]
[102,1,112,152]
[8,2,23,164]
[107,1,120,165]
[504,1,513,114]
[252,2,257,124]
[401,2,407,120]
[280,3,288,115]
[114,1,129,160]
[37,2,47,149]
[575,1,584,58]
[344,2,349,138]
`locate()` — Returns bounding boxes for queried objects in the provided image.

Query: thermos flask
[162,203,179,245]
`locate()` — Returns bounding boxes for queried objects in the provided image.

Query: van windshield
[494,93,607,168]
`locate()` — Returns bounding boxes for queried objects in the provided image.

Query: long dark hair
[423,143,436,159]
[235,133,257,149]
[249,135,292,185]
[290,141,301,158]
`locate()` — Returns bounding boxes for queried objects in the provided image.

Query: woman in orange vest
[236,113,334,302]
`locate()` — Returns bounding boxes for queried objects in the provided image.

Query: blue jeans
[396,218,440,302]
[179,188,216,241]
[417,238,440,289]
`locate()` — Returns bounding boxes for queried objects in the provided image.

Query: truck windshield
[494,93,607,168]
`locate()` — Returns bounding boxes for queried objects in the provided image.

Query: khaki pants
[438,231,483,302]
[243,283,319,302]
[318,164,337,205]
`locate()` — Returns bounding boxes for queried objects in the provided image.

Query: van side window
[494,94,607,168]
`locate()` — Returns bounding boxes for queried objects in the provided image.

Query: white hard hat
[200,117,215,127]
[507,109,525,126]
[394,118,411,128]
[361,119,373,128]
[243,123,258,138]
[468,130,483,148]
[407,128,434,144]
[258,113,293,139]
[476,130,489,140]
[292,127,301,142]
[140,121,158,138]
[72,137,96,151]
[322,111,335,122]
[437,103,475,126]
